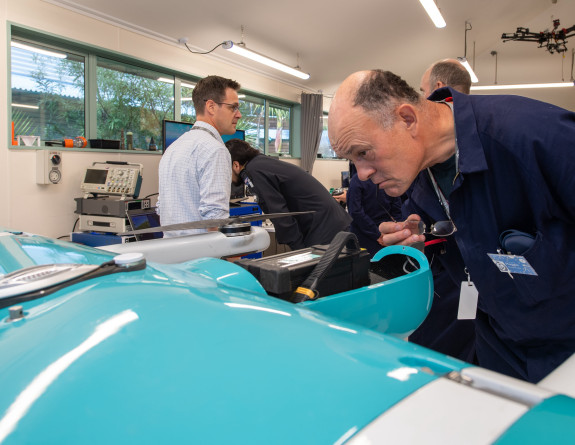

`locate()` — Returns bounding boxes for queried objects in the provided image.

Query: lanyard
[191,125,220,142]
[427,99,459,219]
[427,167,452,219]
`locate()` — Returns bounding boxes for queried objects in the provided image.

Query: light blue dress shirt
[158,121,231,237]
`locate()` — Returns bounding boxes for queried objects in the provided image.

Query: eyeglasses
[205,99,241,113]
[404,219,457,237]
[376,190,456,237]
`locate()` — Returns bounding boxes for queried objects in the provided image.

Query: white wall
[4,0,572,239]
[1,0,346,238]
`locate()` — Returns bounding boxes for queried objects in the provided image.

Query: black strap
[291,231,360,303]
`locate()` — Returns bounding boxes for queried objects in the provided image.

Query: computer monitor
[341,171,350,188]
[162,119,245,153]
[126,208,163,241]
[162,120,193,152]
[222,130,245,143]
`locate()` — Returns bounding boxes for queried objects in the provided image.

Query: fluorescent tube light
[12,103,40,109]
[223,41,310,80]
[159,79,195,89]
[471,82,575,91]
[457,57,479,83]
[11,41,66,59]
[419,0,446,28]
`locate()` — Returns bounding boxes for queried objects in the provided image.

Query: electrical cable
[58,218,80,239]
[184,41,227,55]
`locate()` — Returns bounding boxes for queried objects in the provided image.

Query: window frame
[316,112,338,159]
[8,23,299,156]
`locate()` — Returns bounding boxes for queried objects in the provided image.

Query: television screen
[162,120,193,152]
[341,170,350,188]
[127,208,163,242]
[162,120,245,153]
[222,130,246,143]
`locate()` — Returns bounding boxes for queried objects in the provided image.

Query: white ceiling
[49,0,575,99]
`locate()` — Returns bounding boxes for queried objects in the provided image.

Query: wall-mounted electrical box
[36,150,62,184]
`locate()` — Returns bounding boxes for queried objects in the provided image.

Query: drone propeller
[501,20,575,54]
[120,211,315,236]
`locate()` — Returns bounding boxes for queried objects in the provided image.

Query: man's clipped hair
[354,70,421,128]
[192,75,241,114]
[225,138,261,165]
[430,61,471,94]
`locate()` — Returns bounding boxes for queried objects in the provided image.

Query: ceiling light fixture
[223,41,310,80]
[418,0,446,28]
[457,57,479,83]
[471,82,574,91]
[178,27,310,80]
[470,49,574,91]
[12,103,40,109]
[459,22,478,83]
[11,41,67,59]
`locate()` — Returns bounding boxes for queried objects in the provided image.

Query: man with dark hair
[225,139,352,250]
[158,75,241,236]
[328,69,575,383]
[420,59,472,97]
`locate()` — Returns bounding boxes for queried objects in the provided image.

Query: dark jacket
[404,87,575,382]
[244,155,351,250]
[347,174,402,257]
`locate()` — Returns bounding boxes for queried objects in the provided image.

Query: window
[180,80,196,123]
[9,26,297,155]
[96,58,174,150]
[268,103,291,154]
[239,95,265,151]
[11,39,85,144]
[317,113,337,158]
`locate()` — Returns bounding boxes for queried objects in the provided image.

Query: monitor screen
[162,120,245,153]
[341,171,350,188]
[222,130,245,143]
[162,120,194,152]
[84,169,108,185]
[127,209,163,241]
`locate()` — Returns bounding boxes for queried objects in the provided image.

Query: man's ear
[232,161,243,174]
[204,99,216,116]
[397,104,417,133]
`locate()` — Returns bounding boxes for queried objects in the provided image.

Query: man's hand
[379,214,426,247]
[333,190,347,203]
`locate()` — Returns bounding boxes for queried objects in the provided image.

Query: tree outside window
[97,58,174,150]
[11,41,85,143]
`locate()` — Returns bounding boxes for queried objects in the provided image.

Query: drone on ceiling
[501,18,575,54]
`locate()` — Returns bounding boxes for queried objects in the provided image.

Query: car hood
[0,230,461,443]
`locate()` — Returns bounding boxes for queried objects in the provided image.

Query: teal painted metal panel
[494,395,575,444]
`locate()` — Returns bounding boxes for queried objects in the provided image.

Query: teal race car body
[0,228,573,444]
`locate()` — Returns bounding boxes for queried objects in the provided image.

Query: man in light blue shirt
[158,75,242,237]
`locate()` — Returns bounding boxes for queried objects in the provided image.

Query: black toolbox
[236,243,371,302]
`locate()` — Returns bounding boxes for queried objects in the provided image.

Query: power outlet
[36,150,63,184]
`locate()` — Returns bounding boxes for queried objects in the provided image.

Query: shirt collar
[429,86,488,177]
[192,120,224,143]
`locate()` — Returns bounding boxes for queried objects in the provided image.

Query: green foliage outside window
[10,30,294,155]
[11,43,85,142]
[97,59,174,150]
